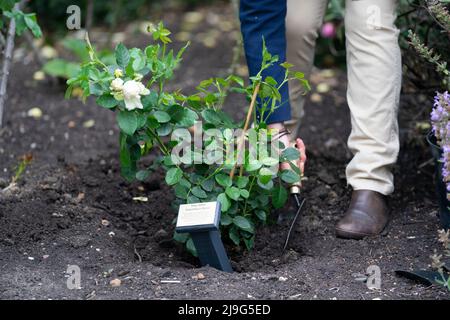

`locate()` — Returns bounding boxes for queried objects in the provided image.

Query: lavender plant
[431,91,450,198]
[431,229,450,291]
[410,1,450,290]
[410,1,450,198]
[407,1,450,89]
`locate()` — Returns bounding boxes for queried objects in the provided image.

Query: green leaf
[264,76,278,86]
[220,214,233,226]
[136,170,150,181]
[259,167,274,184]
[96,94,118,109]
[115,43,130,69]
[240,189,250,199]
[281,147,300,161]
[280,62,294,69]
[175,184,189,199]
[186,238,198,257]
[165,167,182,185]
[245,161,262,172]
[62,38,90,61]
[137,113,147,129]
[0,0,16,11]
[142,91,158,110]
[173,231,189,243]
[24,14,42,38]
[257,194,269,206]
[256,210,267,222]
[233,216,254,233]
[229,227,240,246]
[132,54,146,71]
[156,123,173,136]
[258,177,273,189]
[236,176,249,188]
[215,174,232,188]
[119,132,138,181]
[280,170,300,184]
[225,186,241,201]
[243,237,255,250]
[272,185,288,209]
[187,195,200,204]
[117,111,138,135]
[261,157,279,166]
[217,193,230,212]
[201,109,222,125]
[201,178,214,192]
[153,110,171,123]
[191,186,207,199]
[167,104,198,127]
[43,59,80,79]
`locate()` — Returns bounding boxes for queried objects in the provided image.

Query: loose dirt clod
[110,279,121,287]
[192,273,206,280]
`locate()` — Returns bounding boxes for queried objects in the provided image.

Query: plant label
[176,201,233,272]
[176,201,220,233]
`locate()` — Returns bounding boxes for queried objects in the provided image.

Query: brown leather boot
[335,190,389,240]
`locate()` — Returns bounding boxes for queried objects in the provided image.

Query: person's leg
[239,0,290,124]
[285,0,328,138]
[344,0,401,195]
[336,0,401,239]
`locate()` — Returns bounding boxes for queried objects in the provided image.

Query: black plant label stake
[176,201,233,273]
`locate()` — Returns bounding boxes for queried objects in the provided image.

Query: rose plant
[67,22,309,255]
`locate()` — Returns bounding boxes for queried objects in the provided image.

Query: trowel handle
[290,182,301,195]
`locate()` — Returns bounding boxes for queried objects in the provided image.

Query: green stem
[198,163,225,187]
[242,176,256,217]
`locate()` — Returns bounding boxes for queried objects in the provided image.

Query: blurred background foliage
[29,0,218,36]
[27,0,448,93]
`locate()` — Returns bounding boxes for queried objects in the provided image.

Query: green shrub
[66,23,309,255]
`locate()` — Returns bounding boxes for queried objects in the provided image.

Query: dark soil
[0,4,448,300]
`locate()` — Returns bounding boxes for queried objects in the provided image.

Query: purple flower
[432,92,450,196]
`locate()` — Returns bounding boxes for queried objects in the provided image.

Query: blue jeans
[239,0,291,124]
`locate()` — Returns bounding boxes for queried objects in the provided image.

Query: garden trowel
[279,182,305,251]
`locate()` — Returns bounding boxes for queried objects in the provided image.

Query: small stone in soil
[324,138,340,149]
[352,273,368,282]
[110,278,121,287]
[192,273,206,280]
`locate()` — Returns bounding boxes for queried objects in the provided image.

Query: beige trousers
[286,0,401,195]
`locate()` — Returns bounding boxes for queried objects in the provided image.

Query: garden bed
[0,5,448,300]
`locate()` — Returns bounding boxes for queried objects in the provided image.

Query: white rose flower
[110,78,124,92]
[122,80,150,111]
